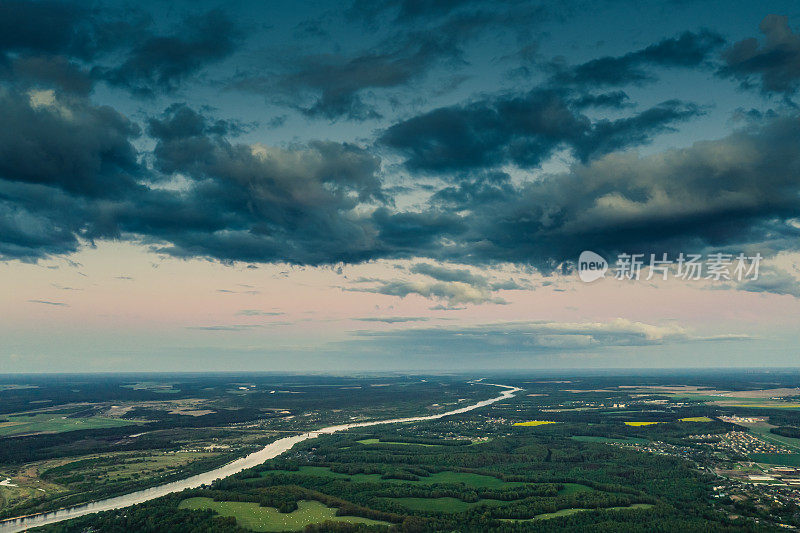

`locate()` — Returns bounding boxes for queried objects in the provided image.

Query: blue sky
[1,0,800,372]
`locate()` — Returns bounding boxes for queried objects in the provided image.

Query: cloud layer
[0,2,799,309]
[346,318,749,356]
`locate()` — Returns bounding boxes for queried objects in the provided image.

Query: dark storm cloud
[235,3,545,120]
[146,105,384,205]
[0,1,95,94]
[409,262,488,286]
[425,116,800,267]
[136,104,388,263]
[147,103,245,143]
[550,30,725,87]
[380,88,701,171]
[0,87,144,260]
[571,91,631,109]
[6,55,93,95]
[349,0,534,23]
[0,1,158,61]
[0,185,84,260]
[100,10,239,96]
[0,2,238,97]
[738,267,800,298]
[720,15,800,97]
[233,38,447,121]
[0,96,387,264]
[349,0,477,22]
[2,86,800,273]
[369,208,464,256]
[0,1,91,58]
[0,90,142,197]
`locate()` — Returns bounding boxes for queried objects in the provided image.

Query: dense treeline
[0,374,492,418]
[771,426,800,438]
[122,407,281,428]
[30,496,248,533]
[0,426,174,464]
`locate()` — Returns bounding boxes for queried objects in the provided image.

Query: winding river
[0,383,520,532]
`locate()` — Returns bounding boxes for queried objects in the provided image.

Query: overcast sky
[1,0,800,372]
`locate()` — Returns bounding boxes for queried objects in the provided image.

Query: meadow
[0,410,137,437]
[260,466,530,489]
[178,497,391,531]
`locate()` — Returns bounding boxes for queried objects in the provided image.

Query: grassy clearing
[669,394,727,402]
[262,467,525,488]
[50,451,221,483]
[0,479,66,514]
[513,421,557,427]
[501,503,654,521]
[121,382,180,393]
[388,496,508,512]
[419,471,524,488]
[557,483,595,495]
[571,436,650,444]
[0,385,37,391]
[179,497,390,531]
[750,453,800,467]
[263,466,384,483]
[0,412,137,437]
[356,438,441,447]
[745,424,800,453]
[725,403,800,409]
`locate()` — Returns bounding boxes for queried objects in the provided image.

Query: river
[0,383,520,532]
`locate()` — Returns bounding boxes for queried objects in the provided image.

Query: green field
[121,381,180,393]
[418,471,524,488]
[502,503,654,521]
[744,424,800,453]
[0,412,137,437]
[178,497,390,531]
[262,466,385,483]
[388,496,508,512]
[558,483,595,495]
[263,466,525,488]
[356,438,441,447]
[44,451,222,484]
[669,394,728,402]
[571,436,650,444]
[749,453,800,466]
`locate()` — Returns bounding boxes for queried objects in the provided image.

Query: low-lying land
[9,371,800,531]
[0,374,492,520]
